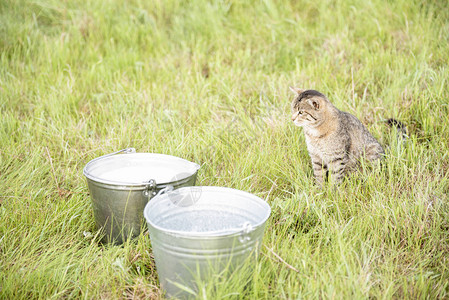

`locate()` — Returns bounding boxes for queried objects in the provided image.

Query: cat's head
[290,87,330,127]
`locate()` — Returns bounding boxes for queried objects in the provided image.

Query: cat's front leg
[327,154,349,184]
[310,155,327,185]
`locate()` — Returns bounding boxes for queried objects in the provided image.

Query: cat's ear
[307,98,321,110]
[289,86,305,95]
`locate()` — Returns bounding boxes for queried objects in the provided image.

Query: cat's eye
[298,111,303,114]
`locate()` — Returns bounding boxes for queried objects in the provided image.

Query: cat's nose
[291,113,297,121]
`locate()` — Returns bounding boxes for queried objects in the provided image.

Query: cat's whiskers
[305,111,317,121]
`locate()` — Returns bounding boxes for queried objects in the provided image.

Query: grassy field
[1,0,449,298]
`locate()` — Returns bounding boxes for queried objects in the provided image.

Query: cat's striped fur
[290,87,385,185]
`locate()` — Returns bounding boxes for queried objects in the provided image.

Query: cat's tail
[386,118,408,142]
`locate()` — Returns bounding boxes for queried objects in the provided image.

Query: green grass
[1,0,449,298]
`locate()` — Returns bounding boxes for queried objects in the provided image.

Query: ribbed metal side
[144,186,271,298]
[86,171,197,244]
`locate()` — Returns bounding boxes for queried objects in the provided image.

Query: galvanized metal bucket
[83,148,200,244]
[144,186,271,299]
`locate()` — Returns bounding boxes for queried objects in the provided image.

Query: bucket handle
[88,147,136,165]
[155,185,174,197]
[105,147,136,157]
[238,222,253,243]
[144,183,174,199]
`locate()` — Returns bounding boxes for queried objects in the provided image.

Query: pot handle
[155,185,174,197]
[144,182,174,199]
[143,179,157,197]
[88,147,136,164]
[105,147,136,156]
[238,222,253,243]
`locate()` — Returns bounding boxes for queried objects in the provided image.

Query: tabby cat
[290,87,385,185]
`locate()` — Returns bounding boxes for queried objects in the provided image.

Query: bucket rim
[83,152,200,187]
[144,186,271,238]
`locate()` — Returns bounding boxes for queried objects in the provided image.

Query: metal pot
[144,186,271,298]
[83,148,200,244]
